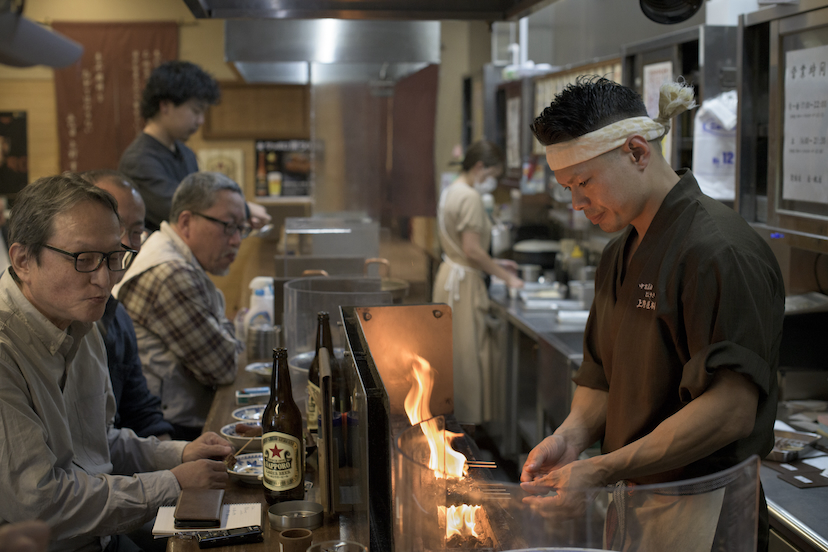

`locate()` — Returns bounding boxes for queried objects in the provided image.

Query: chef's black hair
[531,76,648,147]
[140,61,221,121]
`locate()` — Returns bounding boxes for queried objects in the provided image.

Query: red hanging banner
[52,22,178,173]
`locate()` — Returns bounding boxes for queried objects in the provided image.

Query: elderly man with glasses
[115,171,247,440]
[0,173,231,552]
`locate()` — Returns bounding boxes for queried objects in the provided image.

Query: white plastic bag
[692,90,738,200]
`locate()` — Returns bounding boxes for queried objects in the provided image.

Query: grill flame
[439,504,482,540]
[403,353,467,479]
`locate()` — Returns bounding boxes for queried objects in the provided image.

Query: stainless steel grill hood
[225,19,440,84]
[184,0,556,21]
[197,0,559,85]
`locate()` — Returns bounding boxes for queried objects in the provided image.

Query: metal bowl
[267,500,324,531]
[288,348,344,372]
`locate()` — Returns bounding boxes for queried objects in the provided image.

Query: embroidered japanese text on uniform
[637,282,657,310]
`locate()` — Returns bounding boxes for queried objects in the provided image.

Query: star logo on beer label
[268,444,284,459]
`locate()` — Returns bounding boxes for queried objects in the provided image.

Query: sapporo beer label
[262,431,302,491]
[307,381,320,431]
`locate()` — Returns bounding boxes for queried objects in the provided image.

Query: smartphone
[195,526,263,549]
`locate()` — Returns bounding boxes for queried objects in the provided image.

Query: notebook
[152,503,261,536]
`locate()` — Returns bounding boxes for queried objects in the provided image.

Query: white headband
[544,81,697,171]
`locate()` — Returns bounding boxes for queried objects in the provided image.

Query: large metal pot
[364,258,409,304]
[512,239,560,269]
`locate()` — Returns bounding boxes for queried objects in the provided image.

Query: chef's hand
[520,434,576,484]
[246,201,271,229]
[171,459,229,489]
[520,458,606,519]
[182,431,233,462]
[520,436,606,517]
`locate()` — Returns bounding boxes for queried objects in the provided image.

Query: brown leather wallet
[173,489,225,528]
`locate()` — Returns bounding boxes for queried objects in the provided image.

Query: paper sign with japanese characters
[783,44,828,204]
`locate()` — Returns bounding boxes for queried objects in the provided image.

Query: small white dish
[227,452,263,486]
[220,422,262,452]
[232,404,265,422]
[245,361,272,383]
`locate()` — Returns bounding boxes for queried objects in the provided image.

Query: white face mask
[474,176,497,194]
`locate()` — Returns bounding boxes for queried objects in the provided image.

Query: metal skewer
[466,461,497,468]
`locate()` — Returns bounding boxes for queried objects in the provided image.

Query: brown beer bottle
[262,347,305,504]
[255,150,268,197]
[307,311,332,433]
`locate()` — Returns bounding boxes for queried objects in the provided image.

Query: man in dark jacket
[521,77,784,552]
[84,169,174,438]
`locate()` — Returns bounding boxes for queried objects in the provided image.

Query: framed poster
[0,111,28,194]
[198,149,244,186]
[254,140,312,197]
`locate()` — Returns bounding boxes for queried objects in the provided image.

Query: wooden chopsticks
[233,436,256,457]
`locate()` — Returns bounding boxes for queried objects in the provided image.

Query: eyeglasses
[43,244,138,273]
[193,212,252,239]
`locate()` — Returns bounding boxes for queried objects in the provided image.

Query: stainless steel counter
[763,465,828,552]
[487,287,586,460]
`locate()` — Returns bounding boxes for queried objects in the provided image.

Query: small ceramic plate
[245,361,272,383]
[220,422,262,452]
[227,452,263,486]
[232,404,266,422]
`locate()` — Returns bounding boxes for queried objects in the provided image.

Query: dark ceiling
[182,0,558,21]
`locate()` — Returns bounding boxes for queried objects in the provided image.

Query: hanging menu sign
[783,44,828,204]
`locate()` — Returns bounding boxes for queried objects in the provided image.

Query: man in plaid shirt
[115,171,248,440]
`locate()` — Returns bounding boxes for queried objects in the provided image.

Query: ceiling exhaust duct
[224,19,440,84]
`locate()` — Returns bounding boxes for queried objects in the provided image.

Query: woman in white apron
[433,141,523,425]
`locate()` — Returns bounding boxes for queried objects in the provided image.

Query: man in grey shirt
[118,61,270,233]
[0,173,232,552]
[118,61,218,233]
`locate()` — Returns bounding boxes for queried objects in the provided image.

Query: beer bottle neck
[270,353,292,397]
[316,317,333,353]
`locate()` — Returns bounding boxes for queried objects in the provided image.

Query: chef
[520,77,784,552]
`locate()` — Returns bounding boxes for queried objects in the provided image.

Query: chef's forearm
[585,368,758,485]
[554,385,609,455]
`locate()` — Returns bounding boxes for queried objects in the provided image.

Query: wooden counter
[167,361,364,552]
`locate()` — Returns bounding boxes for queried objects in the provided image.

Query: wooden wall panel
[203,83,311,140]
